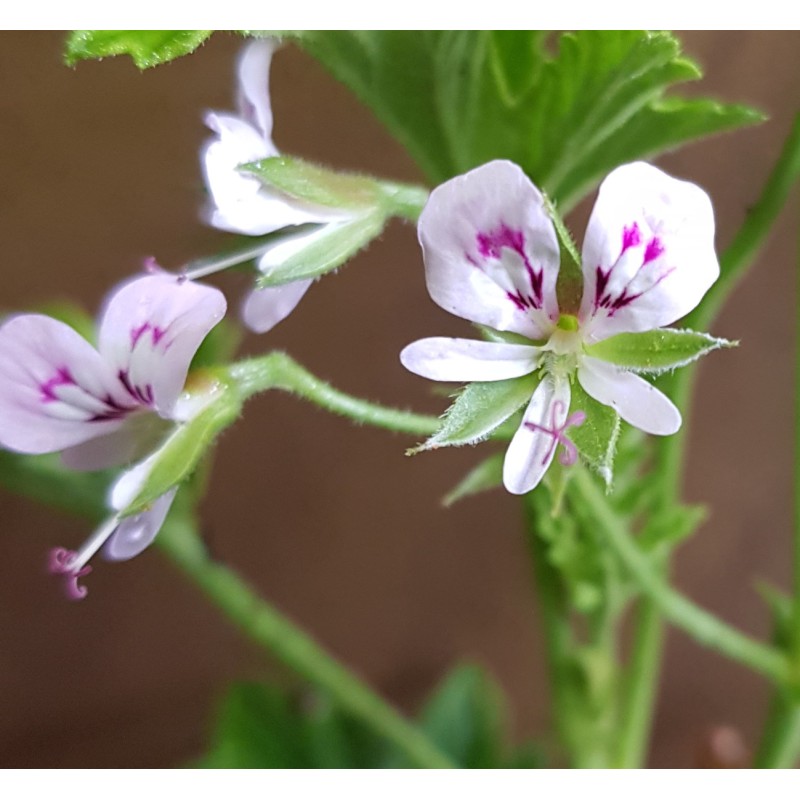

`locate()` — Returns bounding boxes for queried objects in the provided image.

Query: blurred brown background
[0,31,797,768]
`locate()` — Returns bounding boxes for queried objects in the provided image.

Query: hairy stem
[228,352,441,437]
[157,512,455,768]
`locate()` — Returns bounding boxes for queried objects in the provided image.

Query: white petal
[103,488,178,562]
[579,162,719,342]
[419,160,560,340]
[98,274,227,418]
[400,337,541,382]
[236,39,277,141]
[0,314,129,454]
[202,117,341,236]
[241,279,313,334]
[503,376,570,495]
[578,356,680,435]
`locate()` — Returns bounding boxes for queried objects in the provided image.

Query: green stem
[228,352,440,437]
[379,181,430,223]
[571,468,790,685]
[613,598,663,768]
[754,694,800,768]
[523,492,579,765]
[157,512,455,769]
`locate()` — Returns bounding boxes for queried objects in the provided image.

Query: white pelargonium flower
[0,273,226,597]
[203,38,355,333]
[401,160,718,495]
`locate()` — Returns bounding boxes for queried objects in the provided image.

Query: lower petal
[577,356,680,435]
[400,338,541,382]
[103,489,178,562]
[241,279,313,334]
[503,376,570,495]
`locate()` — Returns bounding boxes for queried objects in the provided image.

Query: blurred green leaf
[65,30,212,69]
[585,328,735,374]
[0,450,109,520]
[281,31,760,209]
[442,452,505,506]
[639,502,707,551]
[417,664,506,768]
[200,683,390,768]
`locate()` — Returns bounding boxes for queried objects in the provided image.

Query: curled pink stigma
[525,400,586,466]
[48,547,92,601]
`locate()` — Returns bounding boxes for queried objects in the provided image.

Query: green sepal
[442,452,504,507]
[569,378,620,487]
[242,156,386,211]
[65,30,212,69]
[410,372,540,454]
[255,211,386,287]
[122,377,242,516]
[584,327,735,374]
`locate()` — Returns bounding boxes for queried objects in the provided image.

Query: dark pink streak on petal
[130,322,151,349]
[476,225,544,310]
[151,326,167,346]
[117,369,154,408]
[643,237,665,264]
[40,367,76,403]
[47,547,91,601]
[621,222,642,254]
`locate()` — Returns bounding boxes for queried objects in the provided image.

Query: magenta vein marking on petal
[117,369,152,406]
[621,222,642,255]
[130,322,152,349]
[643,237,665,264]
[40,366,76,403]
[151,326,167,345]
[524,400,586,466]
[476,225,544,310]
[47,547,91,601]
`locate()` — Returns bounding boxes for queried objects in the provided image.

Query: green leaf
[411,372,540,453]
[639,502,707,551]
[122,379,242,515]
[200,682,390,769]
[584,327,736,373]
[569,378,620,487]
[557,96,764,208]
[256,211,386,287]
[243,155,384,211]
[65,30,212,69]
[203,683,313,768]
[284,31,760,210]
[488,31,545,106]
[416,664,506,768]
[442,452,504,506]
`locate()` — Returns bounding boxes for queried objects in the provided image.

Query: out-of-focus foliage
[199,665,544,768]
[65,31,762,211]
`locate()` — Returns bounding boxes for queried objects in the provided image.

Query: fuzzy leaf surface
[65,30,212,69]
[412,373,539,453]
[584,328,735,374]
